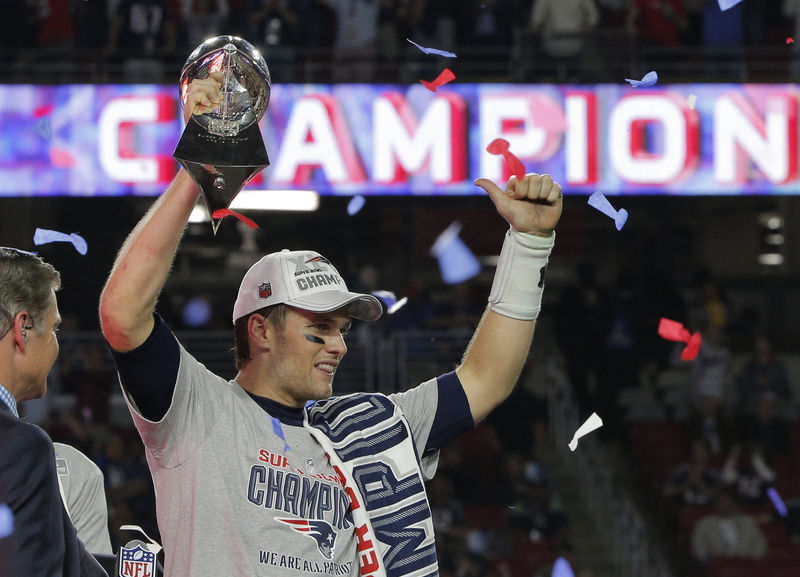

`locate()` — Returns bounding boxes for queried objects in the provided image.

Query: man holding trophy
[99,36,563,576]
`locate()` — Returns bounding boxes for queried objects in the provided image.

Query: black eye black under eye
[304,334,325,344]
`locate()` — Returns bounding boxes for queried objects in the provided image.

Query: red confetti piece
[211,208,259,229]
[658,317,702,361]
[49,148,76,167]
[486,138,526,181]
[658,317,690,342]
[33,104,53,119]
[420,68,456,92]
[787,37,795,45]
[681,332,702,361]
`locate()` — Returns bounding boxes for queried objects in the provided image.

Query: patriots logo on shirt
[277,518,337,559]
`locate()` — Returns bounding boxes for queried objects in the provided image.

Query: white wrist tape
[488,228,554,320]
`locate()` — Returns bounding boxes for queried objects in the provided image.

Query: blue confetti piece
[371,291,409,314]
[371,290,398,309]
[407,39,457,58]
[347,195,365,216]
[271,417,290,452]
[588,192,628,231]
[551,557,575,577]
[0,504,13,539]
[430,222,481,284]
[34,117,52,141]
[625,70,658,88]
[717,0,744,11]
[33,228,87,255]
[767,487,788,518]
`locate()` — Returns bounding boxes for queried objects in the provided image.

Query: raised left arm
[455,173,562,423]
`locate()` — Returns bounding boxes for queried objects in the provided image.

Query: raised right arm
[99,78,223,352]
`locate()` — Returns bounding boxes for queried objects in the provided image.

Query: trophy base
[174,121,270,234]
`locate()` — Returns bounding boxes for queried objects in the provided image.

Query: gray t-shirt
[123,343,442,577]
[54,442,113,556]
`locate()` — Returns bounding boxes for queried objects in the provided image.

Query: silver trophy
[174,36,271,233]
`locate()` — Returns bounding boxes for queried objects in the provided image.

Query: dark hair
[233,303,289,369]
[0,248,61,337]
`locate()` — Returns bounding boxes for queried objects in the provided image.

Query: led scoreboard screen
[0,83,797,196]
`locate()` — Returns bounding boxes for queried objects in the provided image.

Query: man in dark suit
[0,247,106,577]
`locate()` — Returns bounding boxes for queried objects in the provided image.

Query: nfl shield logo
[119,544,156,577]
[258,282,272,299]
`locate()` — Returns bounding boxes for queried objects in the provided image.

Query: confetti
[34,117,52,141]
[430,222,481,285]
[271,417,291,452]
[33,228,87,255]
[421,68,456,92]
[119,524,163,555]
[587,191,628,231]
[682,332,702,361]
[717,0,744,11]
[486,138,526,182]
[552,557,576,577]
[568,412,603,451]
[407,39,457,58]
[49,148,76,168]
[371,291,408,314]
[767,487,788,517]
[347,195,365,216]
[625,71,658,88]
[687,94,697,109]
[211,208,259,229]
[0,504,12,539]
[657,318,702,361]
[787,37,795,45]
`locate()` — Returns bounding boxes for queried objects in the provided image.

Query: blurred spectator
[60,343,115,425]
[735,335,792,413]
[700,0,745,80]
[686,394,733,457]
[738,392,790,460]
[721,443,775,507]
[294,0,337,66]
[98,432,158,549]
[555,262,608,415]
[461,0,515,68]
[105,0,177,79]
[74,0,109,50]
[222,0,250,37]
[690,275,728,334]
[498,451,566,541]
[526,0,599,80]
[181,0,228,49]
[689,323,731,403]
[786,0,800,78]
[329,0,379,82]
[626,0,686,50]
[682,0,704,45]
[251,0,298,80]
[597,272,641,433]
[32,0,76,50]
[662,439,720,507]
[428,475,466,536]
[691,489,767,562]
[596,0,632,28]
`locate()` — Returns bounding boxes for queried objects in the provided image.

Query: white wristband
[488,228,554,320]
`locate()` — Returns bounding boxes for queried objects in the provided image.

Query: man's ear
[247,314,271,352]
[13,311,30,351]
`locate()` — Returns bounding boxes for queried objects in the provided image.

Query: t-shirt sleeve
[390,371,474,479]
[109,313,230,469]
[108,312,180,422]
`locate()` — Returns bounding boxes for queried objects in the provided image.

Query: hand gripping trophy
[173,36,271,233]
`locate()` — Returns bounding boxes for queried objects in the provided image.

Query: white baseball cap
[232,249,382,324]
